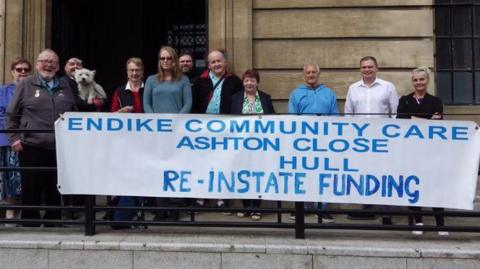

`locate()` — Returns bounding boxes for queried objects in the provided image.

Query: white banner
[55,112,480,209]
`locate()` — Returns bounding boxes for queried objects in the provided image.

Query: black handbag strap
[207,75,226,103]
[212,75,225,90]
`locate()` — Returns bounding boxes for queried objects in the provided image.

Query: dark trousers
[19,144,60,224]
[155,198,185,219]
[242,199,260,213]
[408,207,444,226]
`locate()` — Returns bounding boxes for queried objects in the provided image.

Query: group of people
[287,56,445,235]
[0,47,445,234]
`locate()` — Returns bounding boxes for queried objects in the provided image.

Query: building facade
[0,0,478,121]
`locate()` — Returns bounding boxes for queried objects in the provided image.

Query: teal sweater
[143,75,192,113]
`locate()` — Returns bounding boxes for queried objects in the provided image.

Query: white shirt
[344,77,398,118]
[126,81,145,91]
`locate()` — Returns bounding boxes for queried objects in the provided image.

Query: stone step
[1,227,480,269]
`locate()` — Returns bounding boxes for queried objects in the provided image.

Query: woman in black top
[397,67,443,120]
[397,67,447,236]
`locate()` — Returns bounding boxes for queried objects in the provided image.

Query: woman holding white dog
[144,46,192,221]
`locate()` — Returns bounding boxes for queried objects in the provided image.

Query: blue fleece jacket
[287,84,338,115]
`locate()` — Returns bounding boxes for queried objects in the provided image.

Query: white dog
[74,68,107,104]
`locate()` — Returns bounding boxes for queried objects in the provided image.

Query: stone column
[0,0,48,83]
[208,0,252,75]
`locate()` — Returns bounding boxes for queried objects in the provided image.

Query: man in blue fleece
[287,63,338,115]
[287,63,338,223]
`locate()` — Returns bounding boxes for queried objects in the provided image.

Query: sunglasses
[15,67,31,73]
[159,56,173,62]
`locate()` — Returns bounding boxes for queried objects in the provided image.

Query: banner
[55,112,480,209]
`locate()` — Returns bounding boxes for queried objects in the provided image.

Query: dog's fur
[74,68,107,104]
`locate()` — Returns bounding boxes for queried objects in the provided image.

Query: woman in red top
[108,57,145,227]
[110,57,144,113]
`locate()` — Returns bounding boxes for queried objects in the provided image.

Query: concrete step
[1,227,480,269]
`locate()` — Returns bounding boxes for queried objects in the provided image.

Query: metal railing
[3,198,480,239]
[1,115,480,239]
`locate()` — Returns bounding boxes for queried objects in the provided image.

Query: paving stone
[222,253,312,269]
[0,249,48,269]
[133,251,221,269]
[49,249,132,269]
[406,258,480,269]
[314,255,406,269]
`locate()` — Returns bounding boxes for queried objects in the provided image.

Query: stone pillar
[0,0,48,83]
[1,0,24,83]
[208,0,252,75]
[23,0,49,60]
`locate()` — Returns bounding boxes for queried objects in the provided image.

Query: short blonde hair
[126,57,144,70]
[411,66,430,80]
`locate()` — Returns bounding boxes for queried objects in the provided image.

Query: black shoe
[194,200,205,208]
[191,200,206,214]
[63,211,74,220]
[217,202,231,216]
[347,213,377,220]
[153,212,168,221]
[103,211,114,221]
[319,214,335,223]
[382,217,393,225]
[44,224,65,228]
[169,211,180,221]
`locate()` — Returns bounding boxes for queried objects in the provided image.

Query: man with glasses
[6,49,77,226]
[61,57,103,111]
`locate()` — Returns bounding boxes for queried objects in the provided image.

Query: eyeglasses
[37,59,58,65]
[159,57,173,62]
[15,67,31,73]
[127,69,143,73]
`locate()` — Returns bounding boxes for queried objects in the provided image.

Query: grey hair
[303,63,320,72]
[37,49,59,61]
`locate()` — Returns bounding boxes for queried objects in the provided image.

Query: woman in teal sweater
[143,46,191,221]
[143,46,192,114]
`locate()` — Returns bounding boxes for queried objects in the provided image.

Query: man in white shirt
[344,56,398,118]
[344,56,399,224]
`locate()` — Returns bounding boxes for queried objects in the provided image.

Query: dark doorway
[51,0,207,106]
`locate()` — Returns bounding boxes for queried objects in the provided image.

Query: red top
[110,90,143,113]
